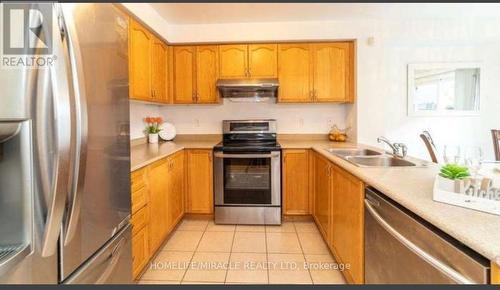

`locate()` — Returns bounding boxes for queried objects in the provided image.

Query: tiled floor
[138,218,347,285]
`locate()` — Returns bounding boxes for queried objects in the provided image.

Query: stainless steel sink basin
[345,156,417,167]
[325,148,383,157]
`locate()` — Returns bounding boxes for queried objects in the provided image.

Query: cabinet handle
[247,67,251,77]
[192,93,196,102]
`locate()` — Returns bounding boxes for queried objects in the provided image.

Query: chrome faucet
[377,136,408,158]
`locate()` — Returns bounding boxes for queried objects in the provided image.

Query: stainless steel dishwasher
[365,187,490,284]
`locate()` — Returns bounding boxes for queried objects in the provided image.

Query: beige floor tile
[236,225,265,232]
[267,253,312,284]
[141,251,193,281]
[138,280,181,284]
[226,253,268,284]
[266,232,302,254]
[265,222,296,233]
[197,231,234,252]
[297,232,330,254]
[163,230,203,252]
[183,252,230,283]
[305,254,346,284]
[206,221,236,232]
[294,221,319,233]
[232,232,266,253]
[176,219,209,231]
[181,281,224,284]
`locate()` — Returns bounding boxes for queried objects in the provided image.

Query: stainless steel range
[214,120,281,225]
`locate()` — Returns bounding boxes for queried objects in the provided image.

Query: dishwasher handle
[365,199,474,284]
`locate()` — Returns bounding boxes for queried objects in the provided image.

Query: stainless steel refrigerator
[0,3,132,284]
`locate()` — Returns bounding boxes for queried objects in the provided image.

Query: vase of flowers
[144,116,163,144]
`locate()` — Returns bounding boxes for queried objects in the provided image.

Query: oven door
[214,151,281,207]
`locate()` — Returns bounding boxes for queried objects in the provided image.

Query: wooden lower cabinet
[130,150,186,280]
[283,149,310,215]
[148,158,170,253]
[492,262,500,284]
[167,151,185,231]
[330,164,365,284]
[186,149,213,214]
[313,152,332,239]
[312,151,364,284]
[132,225,150,279]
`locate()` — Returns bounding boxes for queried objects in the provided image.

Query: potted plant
[438,164,471,193]
[144,116,163,144]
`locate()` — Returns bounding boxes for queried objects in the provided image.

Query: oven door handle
[213,152,280,159]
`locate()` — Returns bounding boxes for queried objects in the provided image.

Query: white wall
[126,4,500,160]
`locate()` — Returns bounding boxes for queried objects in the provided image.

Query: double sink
[325,148,418,167]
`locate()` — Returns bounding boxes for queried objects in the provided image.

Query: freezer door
[64,224,132,284]
[57,3,131,280]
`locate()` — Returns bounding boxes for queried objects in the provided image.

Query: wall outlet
[194,119,200,127]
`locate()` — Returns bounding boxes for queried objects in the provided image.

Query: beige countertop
[131,135,500,263]
[130,135,220,172]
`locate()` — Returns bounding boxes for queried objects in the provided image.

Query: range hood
[216,78,279,100]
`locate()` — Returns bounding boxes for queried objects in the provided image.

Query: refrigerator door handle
[40,4,73,257]
[58,5,89,247]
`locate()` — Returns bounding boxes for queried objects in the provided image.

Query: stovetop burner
[214,119,281,152]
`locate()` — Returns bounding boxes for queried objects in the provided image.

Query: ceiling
[150,3,500,25]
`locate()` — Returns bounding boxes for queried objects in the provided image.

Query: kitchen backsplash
[130,99,350,139]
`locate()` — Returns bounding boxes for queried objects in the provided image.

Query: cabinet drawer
[131,168,147,193]
[131,186,148,215]
[131,205,149,237]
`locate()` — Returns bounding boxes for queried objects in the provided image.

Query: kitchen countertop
[130,135,220,172]
[131,135,500,264]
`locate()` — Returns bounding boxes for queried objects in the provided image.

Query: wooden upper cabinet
[283,149,310,215]
[186,149,213,214]
[277,43,312,102]
[313,152,332,240]
[129,19,152,101]
[330,164,364,284]
[248,44,277,78]
[196,45,219,104]
[312,42,352,102]
[219,44,248,79]
[151,37,168,103]
[173,46,196,104]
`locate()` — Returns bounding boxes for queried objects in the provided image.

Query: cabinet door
[196,45,219,104]
[219,44,248,79]
[277,43,313,102]
[151,37,168,103]
[132,225,150,279]
[167,151,185,231]
[331,165,364,284]
[283,149,310,215]
[312,42,351,102]
[173,46,196,104]
[129,19,152,101]
[186,150,213,214]
[248,44,277,78]
[148,159,169,253]
[313,153,331,240]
